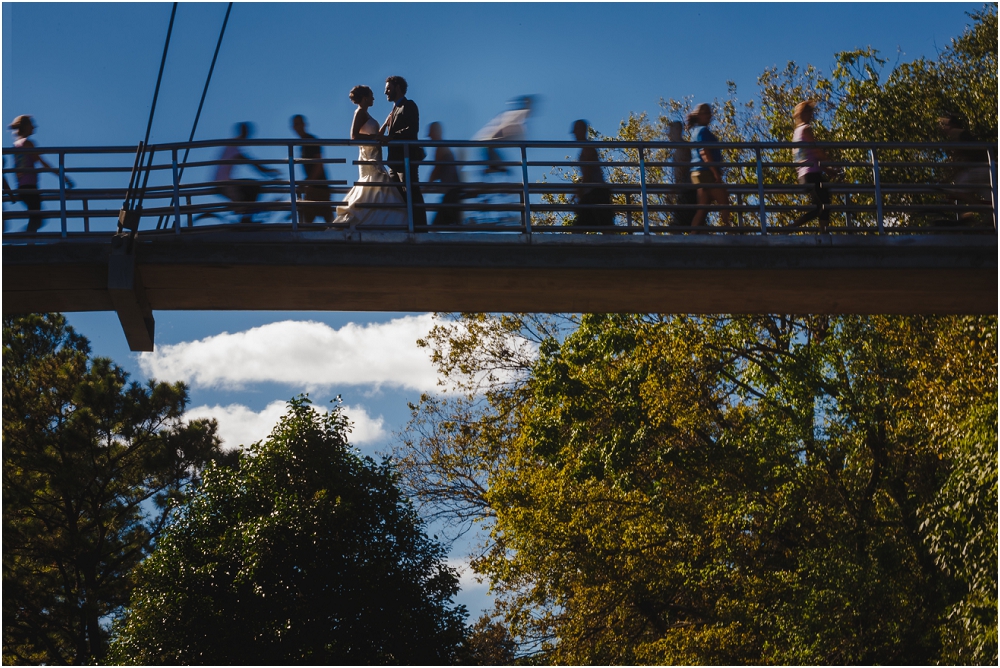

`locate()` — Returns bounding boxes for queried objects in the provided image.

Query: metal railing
[3,138,997,240]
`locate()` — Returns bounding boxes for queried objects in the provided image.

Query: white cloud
[185,400,387,450]
[140,315,439,392]
[447,557,493,616]
[447,557,489,592]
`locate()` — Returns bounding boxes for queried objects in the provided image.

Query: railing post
[869,148,884,234]
[403,143,414,233]
[626,192,633,227]
[638,145,650,235]
[58,152,67,237]
[288,144,298,231]
[755,147,767,234]
[186,195,193,227]
[520,145,532,235]
[988,150,998,231]
[737,191,743,228]
[82,199,90,233]
[845,193,855,228]
[171,148,181,233]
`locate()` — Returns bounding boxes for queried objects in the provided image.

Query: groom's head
[384,76,408,102]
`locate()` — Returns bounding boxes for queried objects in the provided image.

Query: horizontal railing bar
[4,140,996,156]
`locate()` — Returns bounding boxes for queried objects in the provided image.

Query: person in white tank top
[788,100,832,231]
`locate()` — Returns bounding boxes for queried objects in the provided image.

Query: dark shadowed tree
[109,396,468,665]
[2,313,229,665]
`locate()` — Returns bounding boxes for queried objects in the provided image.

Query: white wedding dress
[335,117,407,228]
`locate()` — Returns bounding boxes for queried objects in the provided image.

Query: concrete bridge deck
[5,230,995,349]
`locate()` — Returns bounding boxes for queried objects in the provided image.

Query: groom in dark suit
[381,75,426,227]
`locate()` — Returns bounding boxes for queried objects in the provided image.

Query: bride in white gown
[334,85,408,228]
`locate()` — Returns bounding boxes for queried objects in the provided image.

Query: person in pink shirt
[787,101,832,231]
[8,115,72,233]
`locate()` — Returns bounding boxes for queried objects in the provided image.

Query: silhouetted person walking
[291,115,332,224]
[8,115,71,233]
[427,122,463,226]
[381,76,426,227]
[669,120,695,228]
[787,100,832,231]
[570,119,613,229]
[937,113,991,223]
[473,95,535,176]
[689,103,730,228]
[214,122,278,224]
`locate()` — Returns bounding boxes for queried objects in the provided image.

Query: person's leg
[594,187,614,228]
[712,186,730,226]
[675,187,697,227]
[817,174,831,230]
[301,185,325,224]
[313,185,333,224]
[409,162,427,227]
[20,186,43,233]
[690,171,713,227]
[691,187,710,227]
[574,188,596,227]
[952,168,991,223]
[387,167,408,205]
[236,181,261,223]
[791,173,822,228]
[434,188,462,226]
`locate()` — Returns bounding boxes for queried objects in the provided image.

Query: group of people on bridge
[4,74,995,233]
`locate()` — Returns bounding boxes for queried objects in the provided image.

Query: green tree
[2,314,228,665]
[110,396,468,665]
[575,4,996,230]
[401,312,996,664]
[399,9,998,665]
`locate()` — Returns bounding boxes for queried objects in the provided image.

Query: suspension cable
[141,3,177,152]
[178,2,232,182]
[128,1,177,223]
[155,3,232,230]
[120,3,176,234]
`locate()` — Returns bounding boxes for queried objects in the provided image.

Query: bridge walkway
[4,138,997,350]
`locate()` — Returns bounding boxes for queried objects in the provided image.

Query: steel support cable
[182,2,232,175]
[133,2,177,213]
[158,2,232,229]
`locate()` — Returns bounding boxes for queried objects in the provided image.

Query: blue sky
[3,0,983,618]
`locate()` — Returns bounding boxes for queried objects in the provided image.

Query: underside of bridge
[3,230,997,351]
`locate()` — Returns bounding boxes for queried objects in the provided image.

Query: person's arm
[244,150,278,178]
[379,110,395,143]
[398,101,420,141]
[699,147,722,181]
[428,147,445,182]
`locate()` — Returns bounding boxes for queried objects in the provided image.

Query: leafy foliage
[2,314,229,665]
[567,5,996,230]
[110,396,468,665]
[400,312,996,664]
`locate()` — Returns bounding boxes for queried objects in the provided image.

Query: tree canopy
[2,313,229,664]
[402,310,996,664]
[397,15,998,661]
[110,396,469,665]
[576,4,998,230]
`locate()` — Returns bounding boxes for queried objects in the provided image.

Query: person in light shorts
[688,103,730,228]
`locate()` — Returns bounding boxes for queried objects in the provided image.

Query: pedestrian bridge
[4,138,997,350]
